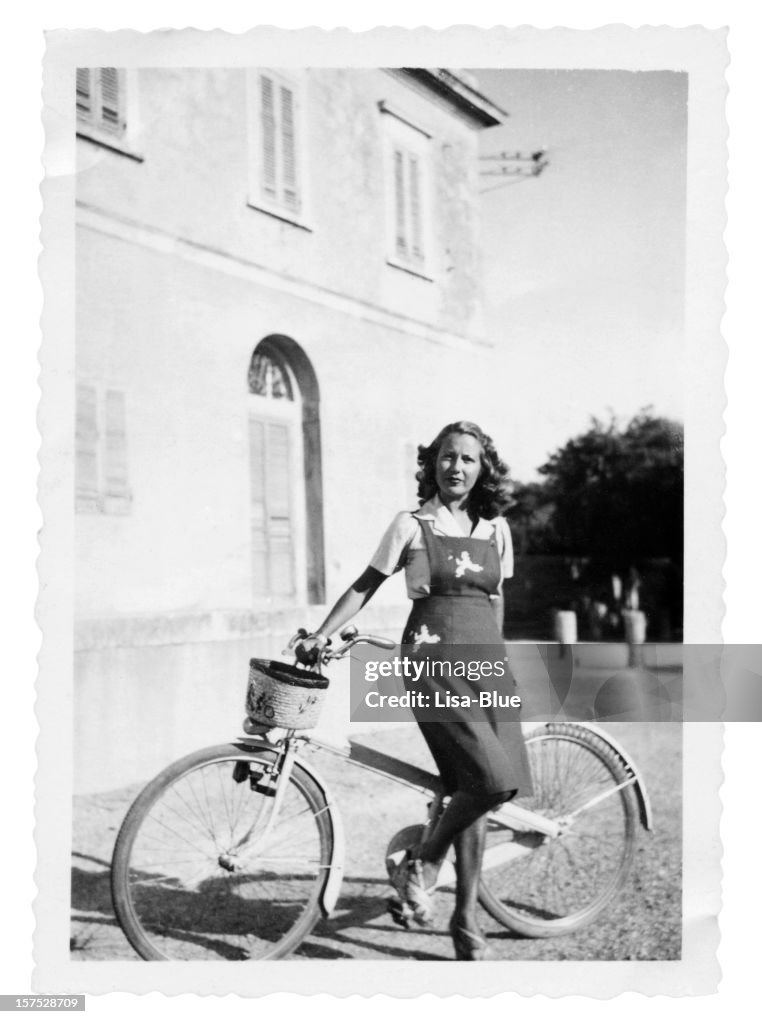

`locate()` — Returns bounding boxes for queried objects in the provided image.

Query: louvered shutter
[260,75,277,199]
[280,85,299,212]
[76,68,93,121]
[408,155,423,263]
[76,383,99,510]
[249,418,269,595]
[394,149,407,258]
[104,389,130,500]
[266,423,295,595]
[99,68,124,135]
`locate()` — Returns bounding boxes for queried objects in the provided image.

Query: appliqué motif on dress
[447,551,484,578]
[411,623,441,652]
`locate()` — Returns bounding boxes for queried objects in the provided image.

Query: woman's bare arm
[296,567,388,662]
[316,566,387,637]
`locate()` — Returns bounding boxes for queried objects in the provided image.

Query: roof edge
[395,68,508,128]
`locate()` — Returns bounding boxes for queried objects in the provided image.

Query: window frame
[247,361,307,606]
[76,67,143,161]
[75,381,133,516]
[380,100,434,280]
[245,69,312,230]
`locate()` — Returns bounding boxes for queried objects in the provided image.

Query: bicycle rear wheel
[111,743,332,960]
[478,723,638,938]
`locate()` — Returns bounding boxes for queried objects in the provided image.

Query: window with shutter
[260,76,277,198]
[76,68,141,159]
[75,383,132,515]
[99,68,124,134]
[247,70,307,225]
[389,145,428,271]
[266,423,295,596]
[408,156,423,262]
[394,149,407,258]
[76,68,93,120]
[76,68,126,137]
[248,419,269,595]
[248,348,299,599]
[280,85,298,211]
[380,103,432,278]
[248,417,296,598]
[76,383,100,512]
[104,390,131,509]
[246,338,324,604]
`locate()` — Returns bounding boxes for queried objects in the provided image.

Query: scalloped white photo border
[36,24,727,996]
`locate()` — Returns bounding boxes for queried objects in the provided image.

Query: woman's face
[435,432,483,503]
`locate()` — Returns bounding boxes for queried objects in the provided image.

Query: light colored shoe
[389,851,437,927]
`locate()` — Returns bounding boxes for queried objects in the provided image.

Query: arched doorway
[247,337,325,604]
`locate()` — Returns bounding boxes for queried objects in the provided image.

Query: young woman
[296,421,532,960]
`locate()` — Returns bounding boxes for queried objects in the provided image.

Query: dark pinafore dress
[401,519,533,800]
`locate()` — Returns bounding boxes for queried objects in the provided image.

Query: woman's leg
[451,814,488,932]
[416,791,494,888]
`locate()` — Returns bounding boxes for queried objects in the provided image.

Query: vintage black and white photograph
[35,25,727,997]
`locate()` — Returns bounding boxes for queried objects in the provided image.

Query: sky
[471,70,688,480]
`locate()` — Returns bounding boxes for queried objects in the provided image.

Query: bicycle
[111,627,653,961]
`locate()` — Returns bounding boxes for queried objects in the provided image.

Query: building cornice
[391,68,508,128]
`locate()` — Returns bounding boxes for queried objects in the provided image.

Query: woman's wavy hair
[414,421,514,519]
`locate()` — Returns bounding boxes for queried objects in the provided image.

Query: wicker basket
[246,659,329,730]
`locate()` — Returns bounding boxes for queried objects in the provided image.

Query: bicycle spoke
[479,728,637,933]
[144,810,215,861]
[117,751,330,960]
[156,793,220,847]
[215,762,236,846]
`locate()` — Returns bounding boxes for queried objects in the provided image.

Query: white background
[1,2,759,1022]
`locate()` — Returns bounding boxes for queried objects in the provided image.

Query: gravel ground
[71,721,681,962]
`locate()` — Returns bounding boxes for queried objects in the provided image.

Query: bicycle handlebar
[323,633,396,660]
[284,627,396,664]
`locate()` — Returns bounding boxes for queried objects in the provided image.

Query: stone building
[74,67,506,790]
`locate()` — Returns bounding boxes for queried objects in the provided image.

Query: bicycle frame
[235,718,652,918]
[231,736,346,918]
[289,629,653,831]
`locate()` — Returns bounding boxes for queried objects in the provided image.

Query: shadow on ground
[71,723,682,962]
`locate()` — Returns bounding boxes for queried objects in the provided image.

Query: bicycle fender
[292,754,345,919]
[234,737,345,918]
[564,723,654,831]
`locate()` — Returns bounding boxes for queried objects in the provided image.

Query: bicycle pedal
[251,781,276,797]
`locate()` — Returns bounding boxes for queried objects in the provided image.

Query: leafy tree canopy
[508,409,683,570]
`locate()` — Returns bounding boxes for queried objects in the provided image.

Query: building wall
[76,68,485,339]
[74,68,503,792]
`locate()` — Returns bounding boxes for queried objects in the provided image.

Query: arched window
[248,349,294,401]
[247,338,325,604]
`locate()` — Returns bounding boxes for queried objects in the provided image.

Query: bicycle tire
[478,723,638,938]
[111,743,333,960]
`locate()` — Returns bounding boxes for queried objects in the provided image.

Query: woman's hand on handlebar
[294,632,329,667]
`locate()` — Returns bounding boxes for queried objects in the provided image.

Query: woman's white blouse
[369,495,514,600]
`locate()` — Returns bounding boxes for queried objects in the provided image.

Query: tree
[509,410,684,571]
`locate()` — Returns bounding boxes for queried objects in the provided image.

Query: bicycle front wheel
[111,743,333,960]
[479,723,638,938]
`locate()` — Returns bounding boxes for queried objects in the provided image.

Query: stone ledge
[74,603,410,651]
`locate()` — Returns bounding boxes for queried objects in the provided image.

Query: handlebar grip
[367,635,396,650]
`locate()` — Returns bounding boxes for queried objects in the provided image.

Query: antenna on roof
[479,149,549,192]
